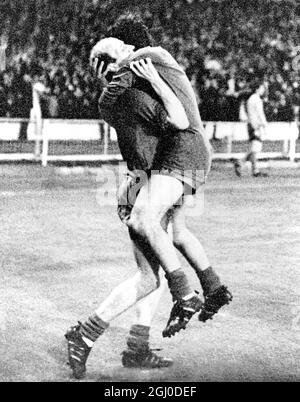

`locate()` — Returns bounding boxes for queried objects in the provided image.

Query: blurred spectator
[0,0,299,121]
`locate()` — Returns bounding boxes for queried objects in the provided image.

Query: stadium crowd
[0,0,299,121]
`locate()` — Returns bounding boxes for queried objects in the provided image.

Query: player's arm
[130,58,189,130]
[98,67,135,118]
[98,64,181,133]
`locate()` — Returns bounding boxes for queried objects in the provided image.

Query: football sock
[79,313,109,343]
[182,292,197,301]
[82,336,94,348]
[126,324,150,353]
[165,269,192,301]
[197,266,221,296]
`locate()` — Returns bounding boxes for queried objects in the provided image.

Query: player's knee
[127,214,139,233]
[128,210,155,238]
[173,229,188,249]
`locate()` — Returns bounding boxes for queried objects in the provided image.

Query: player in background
[30,74,49,157]
[234,82,269,177]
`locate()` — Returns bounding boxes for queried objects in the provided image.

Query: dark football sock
[126,324,150,353]
[165,269,192,301]
[79,313,109,343]
[197,266,221,296]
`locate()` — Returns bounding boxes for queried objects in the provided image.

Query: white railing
[204,121,299,161]
[0,118,299,166]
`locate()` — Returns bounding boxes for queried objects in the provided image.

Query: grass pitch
[0,163,299,382]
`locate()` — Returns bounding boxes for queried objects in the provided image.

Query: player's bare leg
[170,197,232,322]
[249,152,268,177]
[133,211,170,327]
[134,270,166,327]
[122,264,173,368]
[122,215,173,368]
[127,174,202,338]
[248,151,259,176]
[65,266,160,379]
[233,158,242,177]
[237,140,268,178]
[94,217,172,322]
[233,150,261,177]
[65,220,171,378]
[128,175,184,274]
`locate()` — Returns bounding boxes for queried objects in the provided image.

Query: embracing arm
[96,65,164,131]
[96,58,188,132]
[130,58,189,130]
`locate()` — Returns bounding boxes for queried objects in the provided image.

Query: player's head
[257,83,266,97]
[250,81,265,96]
[90,37,135,79]
[106,14,153,50]
[93,37,135,65]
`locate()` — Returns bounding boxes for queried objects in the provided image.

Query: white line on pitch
[0,190,46,198]
[1,181,300,198]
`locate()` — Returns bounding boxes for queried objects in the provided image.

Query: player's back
[246,93,266,129]
[130,47,206,138]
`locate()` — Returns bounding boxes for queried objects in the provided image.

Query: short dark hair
[249,80,264,93]
[106,13,153,50]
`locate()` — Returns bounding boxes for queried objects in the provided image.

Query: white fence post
[34,117,43,159]
[288,122,298,162]
[41,125,49,167]
[103,123,109,156]
[283,137,289,156]
[227,134,233,154]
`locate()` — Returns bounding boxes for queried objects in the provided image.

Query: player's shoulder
[132,46,176,65]
[247,93,260,104]
[33,82,46,92]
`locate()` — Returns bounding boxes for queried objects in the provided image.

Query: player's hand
[89,41,105,70]
[130,58,161,85]
[90,56,118,80]
[90,45,119,81]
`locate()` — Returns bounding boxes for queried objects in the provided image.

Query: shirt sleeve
[98,67,135,116]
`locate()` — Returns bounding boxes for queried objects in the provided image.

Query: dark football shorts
[248,123,262,142]
[117,164,210,224]
[152,166,209,196]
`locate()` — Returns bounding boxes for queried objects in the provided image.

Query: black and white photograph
[0,0,299,384]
